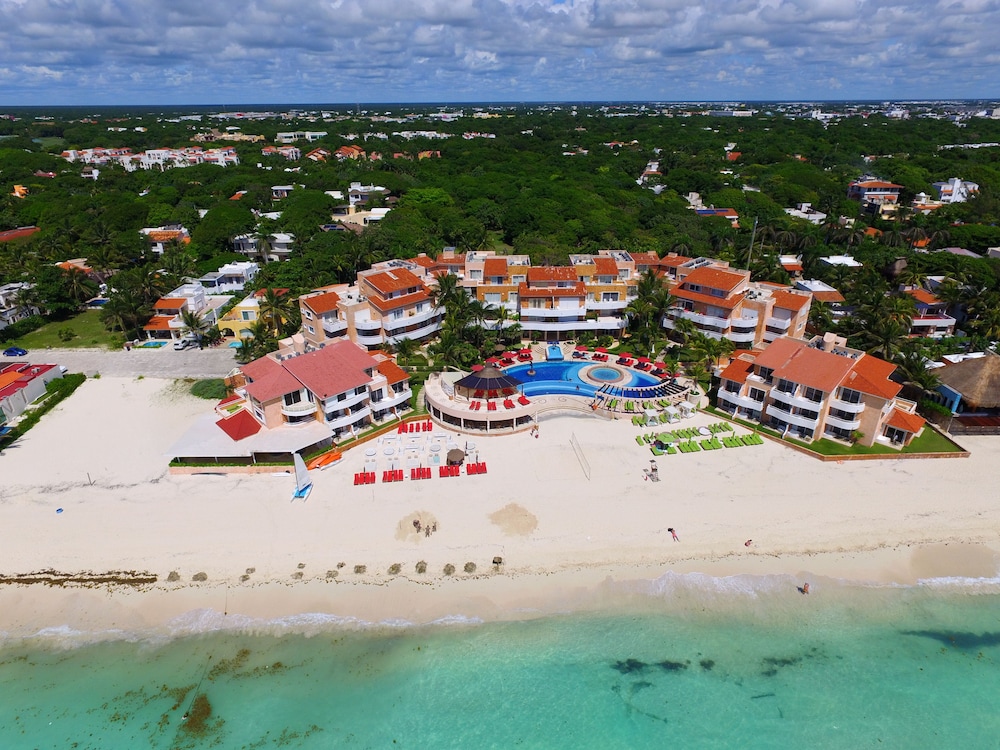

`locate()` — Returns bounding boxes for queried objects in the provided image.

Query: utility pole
[747,216,759,268]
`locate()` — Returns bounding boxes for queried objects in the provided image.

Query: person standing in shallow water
[668,528,679,542]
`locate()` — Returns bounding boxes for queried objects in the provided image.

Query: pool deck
[423,343,694,434]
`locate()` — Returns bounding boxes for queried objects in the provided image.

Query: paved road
[19,345,239,379]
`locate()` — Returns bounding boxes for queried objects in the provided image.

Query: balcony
[385,319,442,342]
[323,390,367,412]
[766,404,819,429]
[830,397,865,414]
[673,309,731,328]
[322,317,348,335]
[824,412,861,431]
[281,400,318,417]
[519,306,586,318]
[378,388,412,410]
[383,305,439,331]
[718,390,766,411]
[588,298,627,312]
[519,317,625,332]
[728,329,757,343]
[356,331,384,346]
[765,316,791,331]
[325,405,371,430]
[770,388,824,411]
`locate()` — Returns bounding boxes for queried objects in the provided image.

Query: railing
[325,405,371,430]
[322,317,348,334]
[518,306,586,318]
[824,413,861,430]
[766,404,819,428]
[717,390,766,411]
[281,400,318,417]
[830,397,865,413]
[770,388,824,411]
[383,305,439,330]
[765,316,791,330]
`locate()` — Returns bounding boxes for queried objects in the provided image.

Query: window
[302,310,313,320]
[803,387,824,403]
[602,292,619,302]
[485,293,501,304]
[392,309,404,320]
[307,325,315,334]
[355,386,366,396]
[749,388,766,402]
[776,379,796,394]
[469,269,482,280]
[723,381,740,394]
[241,310,256,321]
[511,275,526,284]
[283,391,302,406]
[838,388,861,404]
[757,367,774,384]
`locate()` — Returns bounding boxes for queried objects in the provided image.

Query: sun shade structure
[454,366,524,395]
[447,448,466,465]
[936,352,1000,409]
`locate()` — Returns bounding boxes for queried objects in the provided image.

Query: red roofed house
[903,287,956,338]
[140,225,191,255]
[235,339,412,438]
[0,362,64,427]
[298,285,350,348]
[848,177,903,206]
[717,333,925,447]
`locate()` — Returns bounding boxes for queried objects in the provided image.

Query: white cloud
[0,0,995,103]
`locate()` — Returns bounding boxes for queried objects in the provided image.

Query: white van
[173,336,197,351]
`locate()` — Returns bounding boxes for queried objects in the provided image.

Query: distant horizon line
[2,97,999,111]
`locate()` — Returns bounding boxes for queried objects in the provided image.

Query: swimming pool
[545,344,564,361]
[503,361,661,398]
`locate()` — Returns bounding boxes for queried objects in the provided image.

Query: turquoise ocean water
[2,572,999,749]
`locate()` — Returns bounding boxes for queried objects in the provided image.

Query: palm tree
[855,318,910,360]
[257,288,293,337]
[808,300,834,334]
[689,332,734,368]
[430,272,464,311]
[179,308,210,349]
[63,267,98,305]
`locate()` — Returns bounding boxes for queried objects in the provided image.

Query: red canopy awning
[637,356,651,363]
[471,364,485,371]
[575,345,589,351]
[518,348,532,354]
[485,357,500,365]
[502,351,517,359]
[595,347,608,353]
[653,362,666,369]
[619,352,633,358]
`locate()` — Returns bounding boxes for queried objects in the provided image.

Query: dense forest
[3,104,1000,391]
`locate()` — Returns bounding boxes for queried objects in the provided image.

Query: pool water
[546,344,565,361]
[504,361,659,397]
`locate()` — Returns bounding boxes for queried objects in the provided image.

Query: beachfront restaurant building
[717,333,926,448]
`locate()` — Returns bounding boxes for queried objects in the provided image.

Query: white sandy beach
[1,376,999,639]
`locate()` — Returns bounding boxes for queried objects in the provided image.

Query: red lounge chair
[411,469,417,480]
[425,467,432,479]
[468,463,478,475]
[518,396,530,406]
[367,472,375,484]
[479,463,487,474]
[354,473,361,485]
[439,466,447,478]
[474,390,485,399]
[471,401,480,410]
[425,421,432,430]
[504,399,515,409]
[487,401,497,411]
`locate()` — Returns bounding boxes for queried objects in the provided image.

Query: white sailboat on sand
[291,452,313,501]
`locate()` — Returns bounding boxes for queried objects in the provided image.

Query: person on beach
[744,539,753,547]
[668,527,679,542]
[802,582,810,595]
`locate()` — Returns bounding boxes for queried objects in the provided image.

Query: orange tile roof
[241,356,307,403]
[593,256,619,276]
[146,230,188,243]
[885,408,926,435]
[518,282,586,298]
[719,354,757,385]
[811,290,846,303]
[376,359,410,386]
[364,268,422,295]
[681,266,747,293]
[780,260,804,272]
[0,370,24,391]
[658,254,690,270]
[154,298,186,310]
[753,338,854,393]
[844,354,901,400]
[629,251,661,265]
[854,180,903,189]
[770,289,811,312]
[301,290,341,315]
[670,284,743,310]
[366,289,430,313]
[143,315,176,331]
[411,255,435,268]
[527,266,579,283]
[483,257,508,277]
[0,226,40,242]
[905,288,941,306]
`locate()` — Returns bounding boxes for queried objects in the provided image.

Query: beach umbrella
[575,344,589,351]
[637,356,651,363]
[447,448,465,465]
[653,362,666,369]
[518,347,532,354]
[471,364,485,372]
[619,352,632,358]
[595,347,608,353]
[502,351,518,359]
[485,356,500,365]
[453,365,524,393]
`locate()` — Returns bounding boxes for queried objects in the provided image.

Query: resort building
[847,177,903,207]
[230,339,412,439]
[196,261,259,294]
[717,333,926,448]
[665,266,811,348]
[932,177,979,204]
[354,266,441,347]
[232,232,296,263]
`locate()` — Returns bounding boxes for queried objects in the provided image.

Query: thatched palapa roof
[936,352,1000,409]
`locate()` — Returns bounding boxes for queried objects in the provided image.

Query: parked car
[172,337,197,351]
[3,346,28,357]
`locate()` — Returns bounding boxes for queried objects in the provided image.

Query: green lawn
[11,309,122,350]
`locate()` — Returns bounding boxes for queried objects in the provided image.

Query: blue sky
[1,0,997,105]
